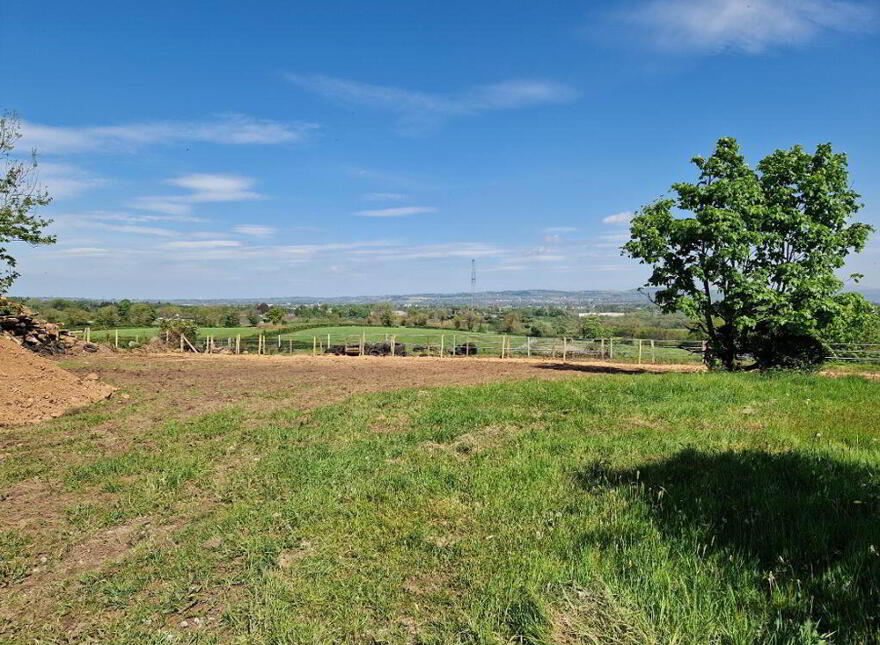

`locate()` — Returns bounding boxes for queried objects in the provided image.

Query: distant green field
[284,325,515,348]
[86,324,706,363]
[87,327,264,342]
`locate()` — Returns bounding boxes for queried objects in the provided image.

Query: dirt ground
[0,336,114,426]
[55,352,704,418]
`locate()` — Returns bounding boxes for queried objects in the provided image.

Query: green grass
[3,371,879,642]
[87,326,264,342]
[282,324,516,348]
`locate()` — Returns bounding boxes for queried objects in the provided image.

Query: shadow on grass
[533,362,650,375]
[577,449,880,641]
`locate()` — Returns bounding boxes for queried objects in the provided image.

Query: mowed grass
[2,372,879,643]
[282,325,517,348]
[88,326,263,342]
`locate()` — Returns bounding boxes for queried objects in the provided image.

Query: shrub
[158,317,199,350]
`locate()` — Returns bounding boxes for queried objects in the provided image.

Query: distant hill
[170,289,659,307]
[178,286,880,307]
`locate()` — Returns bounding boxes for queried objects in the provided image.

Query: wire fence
[71,329,880,365]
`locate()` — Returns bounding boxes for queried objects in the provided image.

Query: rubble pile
[324,341,480,357]
[0,297,97,355]
[325,341,408,357]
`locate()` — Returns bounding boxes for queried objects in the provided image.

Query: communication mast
[470,258,476,310]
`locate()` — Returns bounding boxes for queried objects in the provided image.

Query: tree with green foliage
[94,305,120,329]
[116,299,132,323]
[223,309,240,327]
[266,306,286,325]
[246,309,261,327]
[576,315,611,339]
[499,311,523,334]
[62,307,91,328]
[0,114,55,293]
[128,302,157,327]
[821,293,880,345]
[624,137,873,370]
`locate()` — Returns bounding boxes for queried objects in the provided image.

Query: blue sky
[4,0,879,299]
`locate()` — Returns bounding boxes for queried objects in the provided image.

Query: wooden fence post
[327,334,331,351]
[651,339,655,363]
[609,337,614,360]
[313,336,317,356]
[638,339,643,365]
[114,329,119,349]
[600,338,605,359]
[563,337,568,362]
[179,333,184,352]
[440,335,444,357]
[289,338,293,353]
[391,335,396,357]
[527,336,531,358]
[236,334,241,354]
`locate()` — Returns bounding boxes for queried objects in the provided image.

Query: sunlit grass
[2,372,879,643]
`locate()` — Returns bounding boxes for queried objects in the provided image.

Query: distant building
[256,303,270,314]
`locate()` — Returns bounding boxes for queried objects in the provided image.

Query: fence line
[77,329,880,364]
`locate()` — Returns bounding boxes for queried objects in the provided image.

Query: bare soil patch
[0,336,114,426]
[55,353,702,419]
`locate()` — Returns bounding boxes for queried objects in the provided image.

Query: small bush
[158,317,199,350]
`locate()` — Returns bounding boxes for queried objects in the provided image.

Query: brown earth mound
[0,336,114,426]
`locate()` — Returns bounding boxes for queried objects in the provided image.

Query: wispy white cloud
[166,174,262,202]
[544,226,578,233]
[88,211,206,224]
[354,206,437,217]
[104,224,177,237]
[349,242,506,261]
[622,0,877,54]
[35,162,105,199]
[126,197,195,217]
[233,225,276,237]
[49,213,187,237]
[126,174,263,217]
[287,74,578,132]
[602,211,634,225]
[164,240,242,249]
[362,192,406,202]
[20,114,316,154]
[57,247,114,257]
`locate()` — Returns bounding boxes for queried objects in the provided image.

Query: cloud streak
[35,162,104,199]
[20,114,316,154]
[287,74,578,132]
[622,0,877,54]
[602,211,633,225]
[354,206,437,217]
[129,174,263,216]
[233,225,277,237]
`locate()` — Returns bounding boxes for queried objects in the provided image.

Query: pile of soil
[0,336,114,426]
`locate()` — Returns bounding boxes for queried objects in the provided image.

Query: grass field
[89,324,706,364]
[87,326,264,342]
[2,356,878,643]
